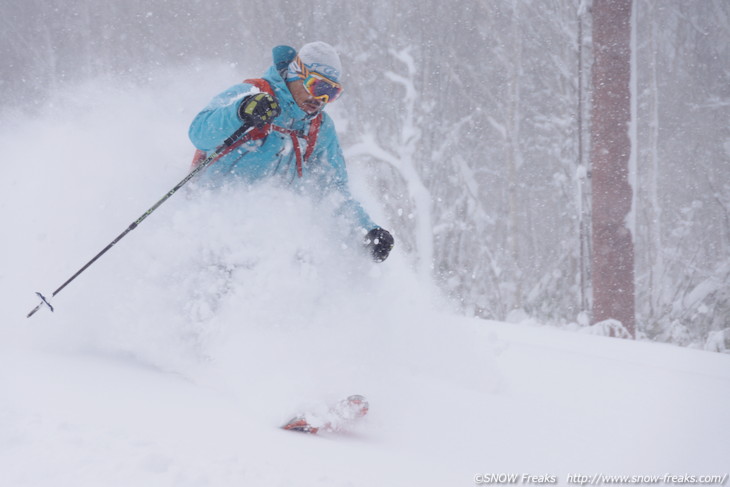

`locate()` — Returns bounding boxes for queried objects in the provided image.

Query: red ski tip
[281,417,319,434]
[281,395,369,435]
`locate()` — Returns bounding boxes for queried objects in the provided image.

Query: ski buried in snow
[281,395,369,435]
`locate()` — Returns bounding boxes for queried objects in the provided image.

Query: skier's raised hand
[238,93,280,128]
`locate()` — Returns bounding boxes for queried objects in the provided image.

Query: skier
[188,42,394,262]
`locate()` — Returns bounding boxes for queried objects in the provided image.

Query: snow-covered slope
[2,317,728,487]
[1,72,728,487]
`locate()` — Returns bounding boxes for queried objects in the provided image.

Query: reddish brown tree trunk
[590,0,636,336]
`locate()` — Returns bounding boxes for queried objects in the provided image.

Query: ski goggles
[302,72,343,103]
[292,57,343,103]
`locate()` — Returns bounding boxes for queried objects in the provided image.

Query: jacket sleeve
[188,83,257,152]
[314,115,378,233]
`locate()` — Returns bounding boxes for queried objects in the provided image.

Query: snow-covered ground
[1,71,728,487]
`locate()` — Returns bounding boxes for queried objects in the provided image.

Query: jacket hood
[262,64,312,125]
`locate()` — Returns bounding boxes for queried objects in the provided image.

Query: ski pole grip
[223,122,253,147]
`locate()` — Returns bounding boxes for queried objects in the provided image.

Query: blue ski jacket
[188,50,377,234]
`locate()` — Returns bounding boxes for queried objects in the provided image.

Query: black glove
[363,227,394,263]
[238,93,281,127]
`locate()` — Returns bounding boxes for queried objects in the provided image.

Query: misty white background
[0,2,729,485]
[2,0,728,347]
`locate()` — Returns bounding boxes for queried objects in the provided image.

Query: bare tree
[590,0,635,336]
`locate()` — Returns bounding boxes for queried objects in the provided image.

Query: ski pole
[26,122,254,318]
